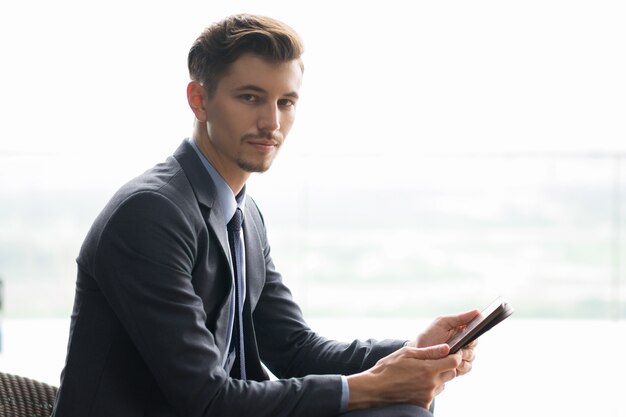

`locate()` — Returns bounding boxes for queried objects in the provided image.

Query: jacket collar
[173,139,216,212]
[172,140,230,261]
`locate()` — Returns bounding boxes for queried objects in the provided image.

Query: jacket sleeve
[92,190,344,417]
[247,198,406,379]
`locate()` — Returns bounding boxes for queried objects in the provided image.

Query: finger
[403,344,450,360]
[439,369,457,384]
[464,339,478,350]
[461,347,476,362]
[456,359,473,376]
[438,309,481,328]
[446,352,464,371]
[426,351,463,374]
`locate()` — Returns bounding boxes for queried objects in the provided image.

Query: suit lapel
[243,203,265,308]
[173,140,236,360]
[173,140,231,264]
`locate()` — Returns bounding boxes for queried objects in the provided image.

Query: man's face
[201,53,303,180]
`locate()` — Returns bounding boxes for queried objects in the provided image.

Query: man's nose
[257,104,280,132]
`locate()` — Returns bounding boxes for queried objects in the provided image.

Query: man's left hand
[406,309,481,377]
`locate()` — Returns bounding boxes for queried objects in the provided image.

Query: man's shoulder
[125,156,189,197]
[91,154,203,232]
[114,140,203,205]
[76,154,206,279]
[77,153,204,263]
[106,157,186,209]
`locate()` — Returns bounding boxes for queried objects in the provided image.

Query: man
[52,14,479,417]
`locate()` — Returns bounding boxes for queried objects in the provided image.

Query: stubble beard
[236,157,274,173]
[237,132,283,173]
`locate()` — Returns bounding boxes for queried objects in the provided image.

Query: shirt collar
[189,138,246,225]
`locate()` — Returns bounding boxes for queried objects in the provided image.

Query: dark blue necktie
[227,208,246,379]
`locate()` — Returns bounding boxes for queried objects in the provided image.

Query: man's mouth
[247,140,278,153]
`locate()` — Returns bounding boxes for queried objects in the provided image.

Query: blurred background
[1,0,625,416]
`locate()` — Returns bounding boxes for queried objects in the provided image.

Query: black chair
[0,372,58,417]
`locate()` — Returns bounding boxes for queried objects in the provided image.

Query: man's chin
[237,159,274,174]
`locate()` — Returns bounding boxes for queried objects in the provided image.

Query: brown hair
[188,14,304,96]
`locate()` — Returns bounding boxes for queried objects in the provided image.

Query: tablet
[446,297,514,354]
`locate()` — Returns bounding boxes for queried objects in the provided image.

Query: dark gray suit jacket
[52,140,405,417]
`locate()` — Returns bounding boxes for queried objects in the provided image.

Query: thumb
[441,309,481,328]
[406,343,450,360]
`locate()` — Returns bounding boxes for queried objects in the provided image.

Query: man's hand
[408,309,480,377]
[410,309,480,348]
[455,340,477,376]
[346,344,462,411]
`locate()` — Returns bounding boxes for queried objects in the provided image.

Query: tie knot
[227,208,243,232]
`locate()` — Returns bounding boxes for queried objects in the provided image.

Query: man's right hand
[346,344,461,411]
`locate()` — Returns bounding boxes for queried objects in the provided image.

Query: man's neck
[191,130,249,195]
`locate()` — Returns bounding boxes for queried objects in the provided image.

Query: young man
[52,14,479,417]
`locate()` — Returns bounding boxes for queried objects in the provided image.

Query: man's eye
[278,99,295,107]
[240,94,258,103]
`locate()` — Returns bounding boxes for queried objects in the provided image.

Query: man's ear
[187,81,207,122]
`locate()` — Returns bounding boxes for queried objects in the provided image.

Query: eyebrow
[235,84,299,100]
